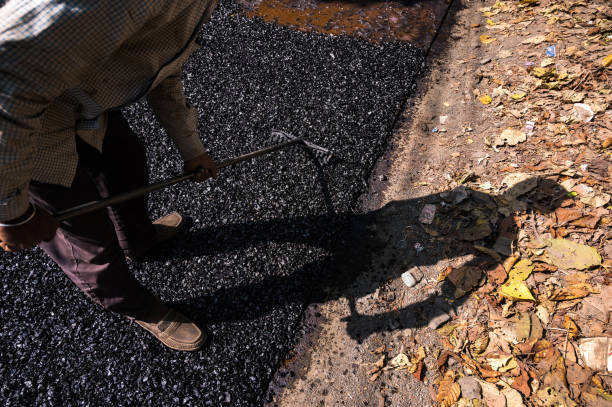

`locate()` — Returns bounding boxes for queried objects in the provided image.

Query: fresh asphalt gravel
[0,2,423,405]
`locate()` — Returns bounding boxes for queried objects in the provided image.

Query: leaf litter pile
[360,0,612,406]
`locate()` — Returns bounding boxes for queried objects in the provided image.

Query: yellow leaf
[508,259,533,281]
[487,19,496,26]
[542,238,601,270]
[480,35,497,44]
[511,92,527,100]
[480,95,493,104]
[413,346,427,363]
[500,280,535,301]
[500,259,535,300]
[438,266,453,282]
[563,315,578,339]
[603,54,612,68]
[532,67,556,79]
[437,324,456,337]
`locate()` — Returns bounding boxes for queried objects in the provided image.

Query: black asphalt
[0,2,423,405]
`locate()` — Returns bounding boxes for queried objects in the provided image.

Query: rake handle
[55,138,302,222]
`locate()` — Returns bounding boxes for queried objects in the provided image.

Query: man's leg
[98,111,157,256]
[99,111,185,259]
[29,165,159,321]
[30,115,204,350]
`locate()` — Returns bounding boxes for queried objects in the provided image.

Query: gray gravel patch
[0,1,423,405]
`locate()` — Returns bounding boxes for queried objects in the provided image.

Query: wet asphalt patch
[0,2,423,405]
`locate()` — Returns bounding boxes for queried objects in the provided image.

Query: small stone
[401,271,417,287]
[428,312,450,330]
[401,267,423,287]
[458,376,482,400]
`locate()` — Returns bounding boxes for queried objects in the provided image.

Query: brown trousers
[29,112,158,320]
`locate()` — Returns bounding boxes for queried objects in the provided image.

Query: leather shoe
[135,308,206,351]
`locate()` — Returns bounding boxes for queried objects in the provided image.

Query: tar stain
[240,0,449,48]
[0,0,423,405]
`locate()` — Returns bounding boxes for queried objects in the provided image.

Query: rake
[54,131,334,222]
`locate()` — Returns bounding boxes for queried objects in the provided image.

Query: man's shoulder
[0,1,166,41]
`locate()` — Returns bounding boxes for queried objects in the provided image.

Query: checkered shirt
[0,0,218,221]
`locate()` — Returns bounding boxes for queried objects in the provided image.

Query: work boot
[125,211,185,261]
[135,308,207,351]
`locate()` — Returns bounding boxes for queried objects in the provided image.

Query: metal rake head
[269,130,334,164]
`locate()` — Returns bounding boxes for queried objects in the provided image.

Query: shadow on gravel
[156,177,566,341]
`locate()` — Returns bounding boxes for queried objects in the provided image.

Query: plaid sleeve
[0,1,158,221]
[147,73,206,161]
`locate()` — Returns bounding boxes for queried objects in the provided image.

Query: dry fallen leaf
[413,360,424,381]
[581,192,611,208]
[480,95,493,104]
[503,255,520,273]
[511,92,527,100]
[480,380,506,407]
[563,315,579,339]
[487,354,518,372]
[487,264,507,285]
[471,334,490,355]
[512,368,532,397]
[438,266,453,282]
[437,371,461,407]
[533,340,555,364]
[550,282,596,301]
[494,128,527,147]
[541,238,601,270]
[555,208,583,224]
[502,386,526,407]
[522,34,547,44]
[500,259,535,301]
[387,352,412,370]
[480,34,497,44]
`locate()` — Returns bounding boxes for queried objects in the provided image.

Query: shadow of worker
[161,176,567,342]
[339,176,569,341]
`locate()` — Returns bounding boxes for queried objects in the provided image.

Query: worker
[0,1,220,351]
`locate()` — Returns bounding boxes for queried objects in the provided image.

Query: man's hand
[184,151,217,182]
[0,205,59,252]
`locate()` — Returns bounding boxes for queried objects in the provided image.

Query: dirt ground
[268,0,612,406]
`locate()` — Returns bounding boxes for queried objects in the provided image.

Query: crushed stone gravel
[0,1,423,405]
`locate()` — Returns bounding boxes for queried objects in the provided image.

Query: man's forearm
[147,73,207,161]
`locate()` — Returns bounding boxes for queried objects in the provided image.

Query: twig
[563,329,569,360]
[545,327,568,332]
[571,70,591,91]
